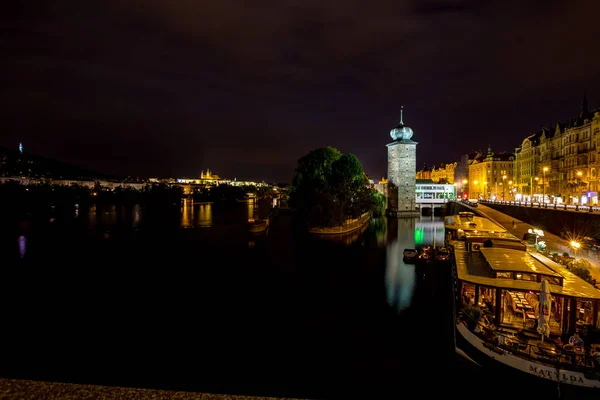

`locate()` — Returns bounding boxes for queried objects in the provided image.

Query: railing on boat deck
[461,317,600,374]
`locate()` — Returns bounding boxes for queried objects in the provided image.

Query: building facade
[416,166,431,180]
[512,95,599,204]
[424,95,599,205]
[468,148,515,200]
[430,162,457,184]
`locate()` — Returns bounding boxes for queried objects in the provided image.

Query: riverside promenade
[0,378,310,400]
[470,203,600,288]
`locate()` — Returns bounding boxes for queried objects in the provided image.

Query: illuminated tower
[386,106,420,217]
[19,142,23,153]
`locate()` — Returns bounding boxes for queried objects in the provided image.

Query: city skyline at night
[2,1,600,183]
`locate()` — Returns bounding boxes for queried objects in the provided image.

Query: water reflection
[415,215,445,248]
[181,198,193,228]
[132,204,141,227]
[88,205,97,229]
[384,216,446,312]
[385,218,417,312]
[247,202,255,221]
[18,235,26,258]
[102,205,117,226]
[196,203,213,227]
[181,200,214,228]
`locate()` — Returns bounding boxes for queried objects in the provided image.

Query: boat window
[514,273,536,281]
[577,300,594,327]
[544,276,562,286]
[496,272,511,278]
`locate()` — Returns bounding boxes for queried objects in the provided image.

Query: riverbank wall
[308,212,371,235]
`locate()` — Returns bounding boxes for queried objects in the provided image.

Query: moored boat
[248,216,269,233]
[446,213,600,392]
[403,248,418,262]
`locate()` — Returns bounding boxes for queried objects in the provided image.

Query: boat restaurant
[455,238,600,340]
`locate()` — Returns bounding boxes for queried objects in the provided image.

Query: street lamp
[462,179,468,199]
[483,181,487,200]
[508,180,513,200]
[542,167,549,204]
[570,240,581,258]
[502,175,507,201]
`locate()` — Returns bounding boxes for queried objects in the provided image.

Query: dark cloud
[1,0,599,181]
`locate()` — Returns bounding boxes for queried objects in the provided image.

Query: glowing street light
[483,181,487,200]
[528,228,544,248]
[570,240,581,258]
[502,175,507,200]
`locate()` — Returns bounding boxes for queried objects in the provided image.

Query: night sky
[2,1,600,183]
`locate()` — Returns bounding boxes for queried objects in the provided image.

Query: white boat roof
[452,241,600,299]
[444,214,506,233]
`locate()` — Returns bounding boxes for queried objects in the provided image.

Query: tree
[330,154,367,220]
[291,146,380,227]
[369,190,386,217]
[292,146,342,185]
[290,146,342,226]
[568,258,595,285]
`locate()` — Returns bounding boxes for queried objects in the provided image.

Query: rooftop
[444,214,506,233]
[480,248,561,277]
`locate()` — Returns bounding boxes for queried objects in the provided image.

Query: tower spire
[400,106,404,125]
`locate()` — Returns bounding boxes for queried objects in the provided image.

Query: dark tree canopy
[291,146,383,228]
[292,146,342,189]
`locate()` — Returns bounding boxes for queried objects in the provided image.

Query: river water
[0,200,581,398]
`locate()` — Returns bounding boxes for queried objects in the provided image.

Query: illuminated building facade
[416,166,431,180]
[430,162,457,184]
[513,94,600,204]
[468,148,514,200]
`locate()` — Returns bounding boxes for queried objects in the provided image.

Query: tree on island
[290,146,384,228]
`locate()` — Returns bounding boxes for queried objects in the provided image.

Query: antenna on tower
[400,106,404,124]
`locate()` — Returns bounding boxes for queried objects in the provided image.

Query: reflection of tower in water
[385,217,417,312]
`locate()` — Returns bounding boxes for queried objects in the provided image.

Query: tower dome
[390,106,414,141]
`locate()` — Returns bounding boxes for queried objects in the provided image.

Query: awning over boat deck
[454,248,600,300]
[481,248,561,277]
[444,215,506,232]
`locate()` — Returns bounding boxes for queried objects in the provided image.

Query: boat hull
[455,322,600,394]
[249,222,269,233]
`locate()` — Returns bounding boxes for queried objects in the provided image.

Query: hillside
[0,146,113,180]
